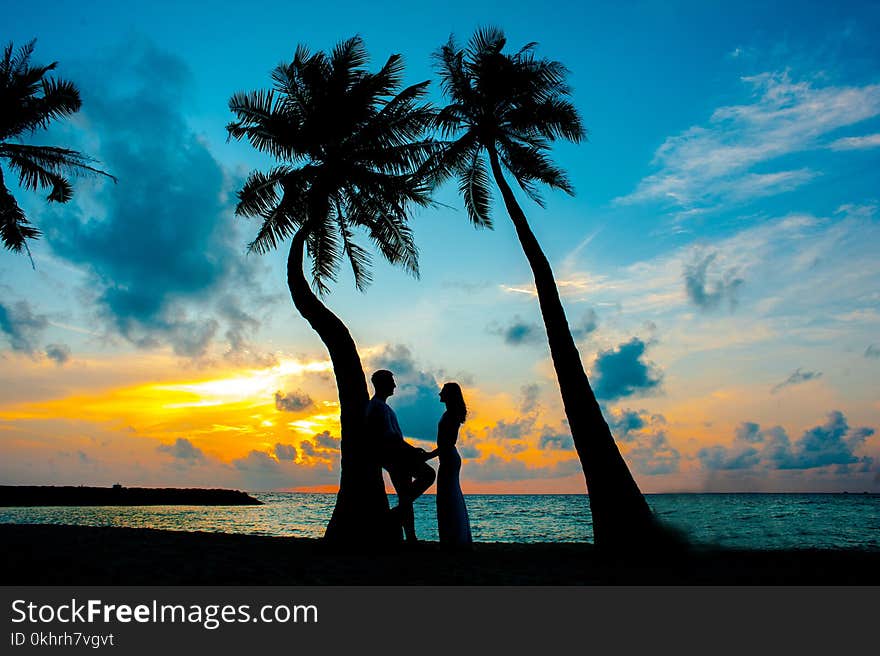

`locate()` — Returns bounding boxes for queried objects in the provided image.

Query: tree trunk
[286,230,396,546]
[487,148,662,550]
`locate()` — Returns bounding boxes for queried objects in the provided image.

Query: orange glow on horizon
[0,355,339,462]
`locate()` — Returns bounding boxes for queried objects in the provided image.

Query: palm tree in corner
[227,37,438,544]
[0,40,114,265]
[430,27,664,549]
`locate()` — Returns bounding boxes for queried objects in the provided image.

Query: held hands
[420,447,439,461]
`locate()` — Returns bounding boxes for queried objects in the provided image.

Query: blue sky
[1,0,879,493]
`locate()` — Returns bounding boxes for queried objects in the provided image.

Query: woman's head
[439,382,467,423]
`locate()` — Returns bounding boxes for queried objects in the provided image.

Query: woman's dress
[436,412,472,546]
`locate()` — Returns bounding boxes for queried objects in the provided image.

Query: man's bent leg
[388,468,417,542]
[410,461,436,501]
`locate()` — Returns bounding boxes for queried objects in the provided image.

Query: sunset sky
[2,0,879,494]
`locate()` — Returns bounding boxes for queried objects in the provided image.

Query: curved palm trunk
[487,148,660,549]
[286,230,395,545]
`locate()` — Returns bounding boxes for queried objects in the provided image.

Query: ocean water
[1,493,878,550]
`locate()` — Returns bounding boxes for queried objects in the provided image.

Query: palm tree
[227,37,438,545]
[430,28,666,549]
[1,40,114,266]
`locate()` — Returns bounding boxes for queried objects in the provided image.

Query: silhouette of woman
[425,382,472,548]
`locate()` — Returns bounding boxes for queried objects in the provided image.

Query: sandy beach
[3,524,878,585]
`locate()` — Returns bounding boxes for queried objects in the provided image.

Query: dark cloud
[865,344,880,359]
[519,383,541,414]
[274,390,313,413]
[393,374,443,441]
[298,442,319,458]
[698,444,761,470]
[699,411,875,472]
[157,438,205,463]
[312,431,339,451]
[43,42,265,359]
[592,338,663,401]
[624,431,681,475]
[273,443,298,461]
[570,308,599,341]
[754,426,793,468]
[233,450,280,473]
[369,344,443,441]
[735,422,764,443]
[45,343,71,365]
[477,416,575,452]
[371,343,418,376]
[0,300,48,354]
[486,417,537,441]
[167,320,219,358]
[602,408,678,474]
[607,408,648,442]
[784,411,873,470]
[488,316,543,346]
[538,431,574,450]
[231,448,337,491]
[683,252,744,311]
[699,422,789,472]
[218,295,277,366]
[771,368,822,393]
[298,432,339,464]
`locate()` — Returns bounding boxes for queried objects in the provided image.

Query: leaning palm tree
[227,37,438,544]
[0,40,114,265]
[430,28,666,549]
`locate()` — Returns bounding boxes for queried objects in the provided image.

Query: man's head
[371,369,396,399]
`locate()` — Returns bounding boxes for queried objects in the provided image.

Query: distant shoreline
[0,485,262,506]
[3,523,878,585]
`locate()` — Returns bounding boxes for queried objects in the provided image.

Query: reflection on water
[1,493,877,550]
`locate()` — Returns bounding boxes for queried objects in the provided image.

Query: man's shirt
[366,396,418,467]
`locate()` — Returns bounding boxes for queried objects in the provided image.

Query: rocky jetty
[0,485,263,506]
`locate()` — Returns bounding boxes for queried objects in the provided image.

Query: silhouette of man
[366,369,435,542]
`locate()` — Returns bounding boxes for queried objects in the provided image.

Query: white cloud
[516,207,880,376]
[617,71,880,210]
[829,133,880,150]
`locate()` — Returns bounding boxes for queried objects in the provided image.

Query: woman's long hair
[442,382,467,424]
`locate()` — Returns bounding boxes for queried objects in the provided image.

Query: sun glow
[155,357,333,406]
[0,355,339,461]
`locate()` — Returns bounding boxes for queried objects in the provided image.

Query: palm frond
[226,89,290,156]
[245,174,309,255]
[507,97,585,143]
[370,212,419,278]
[0,40,112,258]
[0,179,40,253]
[235,165,294,217]
[331,36,369,78]
[337,204,373,291]
[247,210,295,256]
[26,78,81,131]
[1,145,114,198]
[361,80,433,146]
[499,137,574,201]
[345,189,419,277]
[458,146,493,227]
[434,38,476,110]
[307,214,341,296]
[468,26,506,59]
[417,131,476,189]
